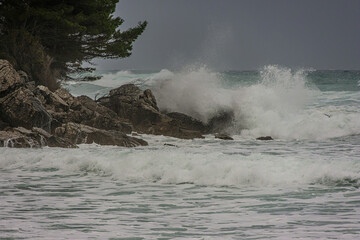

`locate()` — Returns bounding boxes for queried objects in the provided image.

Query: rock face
[0,60,146,148]
[0,60,24,97]
[97,84,205,139]
[0,127,76,148]
[0,87,53,132]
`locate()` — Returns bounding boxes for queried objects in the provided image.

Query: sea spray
[63,65,360,140]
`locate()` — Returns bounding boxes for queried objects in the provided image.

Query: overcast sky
[96,0,360,71]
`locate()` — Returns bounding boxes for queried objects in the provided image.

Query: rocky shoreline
[0,59,231,148]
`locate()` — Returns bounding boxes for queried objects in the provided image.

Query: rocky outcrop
[97,84,205,139]
[0,60,24,97]
[54,122,147,147]
[0,60,146,148]
[0,87,53,132]
[0,127,76,148]
[0,59,235,148]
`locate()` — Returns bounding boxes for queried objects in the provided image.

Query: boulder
[166,112,208,133]
[52,88,132,133]
[0,129,41,148]
[54,122,148,147]
[256,136,274,140]
[75,95,132,133]
[0,127,76,148]
[97,84,204,139]
[34,85,69,112]
[215,133,234,140]
[0,87,53,132]
[0,59,24,97]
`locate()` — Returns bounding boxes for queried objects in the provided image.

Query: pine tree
[0,0,147,90]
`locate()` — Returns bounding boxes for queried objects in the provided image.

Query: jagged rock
[34,85,70,112]
[0,59,24,97]
[54,122,148,147]
[0,127,76,148]
[0,87,53,132]
[215,133,234,140]
[97,84,204,139]
[166,112,208,133]
[0,129,41,148]
[97,84,161,126]
[32,127,76,148]
[75,95,132,133]
[51,88,132,133]
[256,136,274,140]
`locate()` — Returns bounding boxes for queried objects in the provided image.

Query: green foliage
[0,0,147,90]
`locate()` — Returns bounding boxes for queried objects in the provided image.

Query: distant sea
[1,65,360,239]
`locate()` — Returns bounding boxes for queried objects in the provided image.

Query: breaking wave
[149,65,360,140]
[1,146,359,188]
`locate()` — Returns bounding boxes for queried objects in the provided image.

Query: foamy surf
[2,67,360,239]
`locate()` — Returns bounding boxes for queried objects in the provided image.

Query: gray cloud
[95,0,360,70]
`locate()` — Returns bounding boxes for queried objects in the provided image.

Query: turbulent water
[1,66,360,239]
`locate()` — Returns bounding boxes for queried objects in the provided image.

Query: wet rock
[32,127,76,148]
[215,133,234,140]
[0,59,24,97]
[0,127,76,148]
[0,129,41,148]
[34,85,69,112]
[54,122,148,147]
[75,95,132,133]
[51,88,132,133]
[164,143,178,147]
[207,110,234,133]
[0,87,53,132]
[97,84,204,139]
[166,112,208,133]
[256,136,274,140]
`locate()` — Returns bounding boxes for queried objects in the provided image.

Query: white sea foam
[149,65,360,140]
[64,65,360,140]
[1,142,359,188]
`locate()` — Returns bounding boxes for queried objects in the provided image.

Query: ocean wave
[149,65,360,140]
[63,65,360,140]
[1,146,359,188]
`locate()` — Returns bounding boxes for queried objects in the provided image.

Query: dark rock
[76,95,132,133]
[34,85,70,112]
[0,59,24,97]
[0,87,53,132]
[32,127,76,148]
[0,119,9,130]
[256,136,274,140]
[0,127,76,148]
[54,122,148,147]
[166,112,208,133]
[215,133,234,140]
[51,88,132,133]
[0,129,41,148]
[98,84,204,139]
[207,110,234,133]
[164,143,178,147]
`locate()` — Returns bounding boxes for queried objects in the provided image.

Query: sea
[1,65,360,239]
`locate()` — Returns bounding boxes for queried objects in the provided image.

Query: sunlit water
[1,66,360,239]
